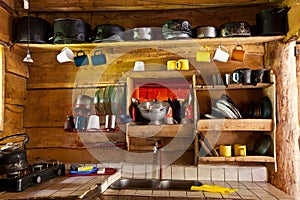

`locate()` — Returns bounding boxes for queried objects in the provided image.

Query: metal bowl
[138,101,169,125]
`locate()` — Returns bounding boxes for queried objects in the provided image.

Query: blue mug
[91,50,106,66]
[75,116,88,132]
[74,50,89,67]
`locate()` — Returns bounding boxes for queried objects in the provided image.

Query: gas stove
[0,161,65,192]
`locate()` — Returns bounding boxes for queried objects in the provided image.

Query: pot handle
[0,134,29,149]
[276,7,290,14]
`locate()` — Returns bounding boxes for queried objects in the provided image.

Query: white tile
[133,164,146,179]
[238,167,252,182]
[121,162,134,178]
[211,168,225,181]
[152,190,169,197]
[198,166,211,181]
[185,166,198,180]
[145,164,157,179]
[163,165,172,180]
[252,167,268,182]
[225,167,238,181]
[171,165,184,180]
[169,190,187,197]
[186,190,205,198]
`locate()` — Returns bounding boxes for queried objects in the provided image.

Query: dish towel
[190,184,237,194]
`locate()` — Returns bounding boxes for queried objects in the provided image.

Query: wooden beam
[265,40,300,198]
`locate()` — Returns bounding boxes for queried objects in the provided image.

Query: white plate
[216,102,238,119]
[204,113,217,119]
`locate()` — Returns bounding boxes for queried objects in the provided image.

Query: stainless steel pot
[194,26,218,38]
[93,24,125,42]
[0,134,29,174]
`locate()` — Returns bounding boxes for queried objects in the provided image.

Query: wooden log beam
[264,40,300,198]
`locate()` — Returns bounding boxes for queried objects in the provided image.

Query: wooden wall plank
[5,73,27,105]
[3,104,25,134]
[6,46,29,78]
[0,6,13,43]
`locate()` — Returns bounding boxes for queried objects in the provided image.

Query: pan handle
[0,134,29,149]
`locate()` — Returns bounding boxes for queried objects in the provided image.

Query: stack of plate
[205,95,242,119]
[244,97,272,119]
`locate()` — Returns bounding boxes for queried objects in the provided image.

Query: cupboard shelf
[197,119,273,131]
[198,155,275,163]
[194,83,274,91]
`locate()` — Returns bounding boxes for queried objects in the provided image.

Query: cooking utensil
[253,134,272,155]
[162,19,192,39]
[74,95,93,115]
[93,24,125,42]
[0,134,29,174]
[53,18,91,44]
[256,7,289,36]
[138,101,169,125]
[193,26,218,38]
[219,21,251,37]
[14,16,52,44]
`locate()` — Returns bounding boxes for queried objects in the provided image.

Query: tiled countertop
[103,180,294,200]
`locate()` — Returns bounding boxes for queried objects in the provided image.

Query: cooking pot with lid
[256,7,290,36]
[54,18,91,44]
[0,134,29,174]
[162,19,192,39]
[220,21,251,37]
[193,26,218,38]
[93,24,125,42]
[14,16,52,44]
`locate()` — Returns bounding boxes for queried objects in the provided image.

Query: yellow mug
[167,60,177,70]
[176,59,189,71]
[196,46,211,62]
[216,145,232,157]
[234,144,247,156]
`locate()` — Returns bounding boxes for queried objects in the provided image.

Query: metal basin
[159,180,202,190]
[110,179,159,190]
[110,179,202,190]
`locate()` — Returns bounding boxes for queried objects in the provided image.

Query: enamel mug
[234,144,247,156]
[215,145,232,157]
[176,59,189,70]
[231,45,245,61]
[213,45,229,62]
[196,46,211,62]
[167,60,177,70]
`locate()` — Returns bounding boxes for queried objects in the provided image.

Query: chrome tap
[153,140,162,154]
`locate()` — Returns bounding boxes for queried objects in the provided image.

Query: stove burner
[0,161,65,192]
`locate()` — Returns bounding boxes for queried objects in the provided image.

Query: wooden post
[265,41,300,198]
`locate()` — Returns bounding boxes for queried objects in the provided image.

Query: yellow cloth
[190,184,237,194]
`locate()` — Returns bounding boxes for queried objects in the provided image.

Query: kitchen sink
[109,178,202,190]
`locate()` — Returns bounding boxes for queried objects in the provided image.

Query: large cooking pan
[256,7,290,36]
[0,134,29,174]
[14,16,52,44]
[54,18,91,44]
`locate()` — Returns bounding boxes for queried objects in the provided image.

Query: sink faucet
[152,140,163,180]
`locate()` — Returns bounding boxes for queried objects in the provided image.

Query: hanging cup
[231,45,245,61]
[196,46,211,62]
[91,50,107,66]
[74,50,89,67]
[213,45,229,62]
[57,47,74,63]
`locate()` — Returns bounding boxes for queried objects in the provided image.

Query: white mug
[133,61,145,71]
[87,114,100,131]
[213,45,229,63]
[57,47,74,63]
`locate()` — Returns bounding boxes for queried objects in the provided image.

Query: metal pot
[193,26,218,38]
[162,19,192,39]
[0,134,29,174]
[256,7,290,36]
[93,24,125,42]
[219,21,251,37]
[54,18,91,44]
[14,16,52,44]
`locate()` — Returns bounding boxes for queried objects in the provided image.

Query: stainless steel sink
[110,179,202,190]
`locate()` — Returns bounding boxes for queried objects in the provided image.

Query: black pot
[256,7,290,36]
[14,16,52,44]
[54,18,91,44]
[0,134,29,174]
[93,24,125,42]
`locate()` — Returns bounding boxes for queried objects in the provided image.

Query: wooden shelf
[199,155,275,163]
[127,123,195,138]
[197,119,273,131]
[194,83,274,91]
[17,36,285,52]
[124,70,197,79]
